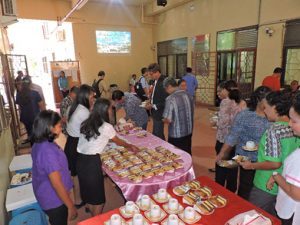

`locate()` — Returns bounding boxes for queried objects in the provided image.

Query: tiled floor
[17,105,217,224]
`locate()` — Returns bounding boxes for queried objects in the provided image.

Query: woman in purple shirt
[31,110,77,225]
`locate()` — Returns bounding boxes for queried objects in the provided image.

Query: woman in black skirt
[65,84,94,207]
[77,98,138,216]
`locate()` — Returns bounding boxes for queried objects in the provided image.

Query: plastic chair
[9,210,47,225]
[11,202,48,224]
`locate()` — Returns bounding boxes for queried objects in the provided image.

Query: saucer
[178,211,201,224]
[119,205,140,218]
[173,186,190,196]
[242,145,258,151]
[208,195,227,208]
[136,198,156,211]
[161,217,186,225]
[104,217,126,225]
[194,201,215,215]
[152,193,171,203]
[144,208,167,222]
[162,203,184,214]
[127,216,149,225]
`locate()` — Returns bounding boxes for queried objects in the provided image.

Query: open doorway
[7,19,76,110]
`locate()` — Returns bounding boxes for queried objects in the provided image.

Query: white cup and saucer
[153,188,170,203]
[162,198,184,214]
[127,213,149,225]
[104,214,125,225]
[119,201,140,218]
[242,141,258,151]
[144,204,167,222]
[161,214,185,225]
[136,195,152,211]
[178,206,201,224]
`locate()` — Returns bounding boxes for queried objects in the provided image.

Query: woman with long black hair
[65,84,94,208]
[31,110,77,225]
[77,98,138,216]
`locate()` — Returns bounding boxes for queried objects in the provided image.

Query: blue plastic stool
[15,168,32,173]
[11,202,48,224]
[9,210,47,225]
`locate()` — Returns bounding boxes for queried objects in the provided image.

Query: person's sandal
[75,201,85,209]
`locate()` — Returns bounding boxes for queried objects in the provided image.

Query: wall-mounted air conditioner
[0,0,18,26]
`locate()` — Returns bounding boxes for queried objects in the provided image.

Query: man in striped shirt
[162,77,194,155]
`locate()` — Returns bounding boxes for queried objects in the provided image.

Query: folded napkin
[225,210,272,225]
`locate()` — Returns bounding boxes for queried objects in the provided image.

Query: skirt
[64,135,79,176]
[76,152,106,205]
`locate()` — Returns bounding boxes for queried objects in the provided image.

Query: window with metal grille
[284,19,300,47]
[2,0,16,16]
[217,26,258,51]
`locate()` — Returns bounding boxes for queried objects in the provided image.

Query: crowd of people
[14,64,300,225]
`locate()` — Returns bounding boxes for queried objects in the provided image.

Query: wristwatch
[272,171,278,176]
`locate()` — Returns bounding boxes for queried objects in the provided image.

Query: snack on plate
[122,161,134,169]
[128,174,143,183]
[149,161,162,168]
[151,167,165,176]
[169,154,181,160]
[173,185,190,196]
[162,165,174,173]
[136,132,147,138]
[112,165,124,172]
[194,186,212,199]
[232,155,250,163]
[117,169,130,178]
[194,200,215,215]
[129,166,142,174]
[172,162,183,169]
[141,164,152,171]
[11,172,32,185]
[183,192,199,205]
[142,171,154,179]
[208,195,227,208]
[186,180,201,190]
[217,160,238,168]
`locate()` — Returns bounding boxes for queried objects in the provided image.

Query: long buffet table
[78,176,281,225]
[103,130,195,201]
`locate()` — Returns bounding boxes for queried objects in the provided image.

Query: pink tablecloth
[103,132,195,201]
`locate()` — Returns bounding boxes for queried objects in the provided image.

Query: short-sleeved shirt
[163,89,194,138]
[262,75,280,91]
[182,73,198,97]
[216,98,245,143]
[16,90,42,123]
[225,109,270,162]
[140,76,149,89]
[77,122,116,155]
[276,149,300,223]
[254,121,300,195]
[116,92,148,127]
[66,104,90,137]
[32,141,73,210]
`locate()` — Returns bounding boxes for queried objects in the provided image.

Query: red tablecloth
[77,176,281,225]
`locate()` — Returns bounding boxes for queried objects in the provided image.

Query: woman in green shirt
[240,91,300,215]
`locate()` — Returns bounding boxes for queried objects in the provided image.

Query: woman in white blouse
[76,98,138,216]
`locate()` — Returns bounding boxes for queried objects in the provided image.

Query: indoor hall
[1,0,300,225]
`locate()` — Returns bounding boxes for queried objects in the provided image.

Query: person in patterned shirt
[112,90,148,130]
[240,91,300,216]
[162,77,194,155]
[60,86,79,135]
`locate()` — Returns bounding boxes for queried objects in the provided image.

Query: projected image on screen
[96,31,131,54]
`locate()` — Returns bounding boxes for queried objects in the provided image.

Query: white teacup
[184,207,195,220]
[168,214,179,225]
[246,141,255,149]
[140,195,151,208]
[168,198,179,211]
[150,204,161,218]
[132,214,144,225]
[110,214,122,225]
[125,201,136,214]
[158,188,167,200]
